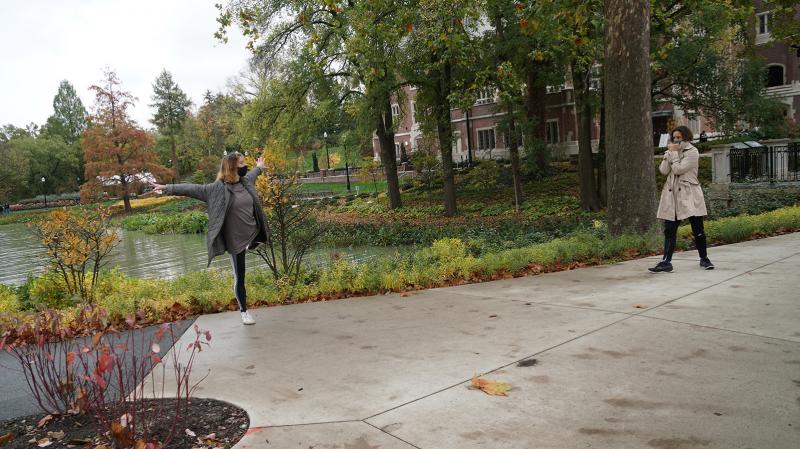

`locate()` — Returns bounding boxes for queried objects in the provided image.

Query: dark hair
[671,126,693,142]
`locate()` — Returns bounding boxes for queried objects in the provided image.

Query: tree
[604,0,658,235]
[404,0,481,216]
[763,0,800,46]
[150,70,192,180]
[83,70,170,211]
[555,0,604,211]
[216,0,409,209]
[11,136,81,197]
[0,138,30,202]
[650,0,784,135]
[41,80,87,145]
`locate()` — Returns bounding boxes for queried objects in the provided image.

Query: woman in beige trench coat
[649,126,714,273]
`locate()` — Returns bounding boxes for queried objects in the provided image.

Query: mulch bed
[0,399,248,449]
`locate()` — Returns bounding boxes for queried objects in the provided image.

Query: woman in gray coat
[649,126,714,273]
[150,152,269,325]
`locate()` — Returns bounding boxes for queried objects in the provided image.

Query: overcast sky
[0,0,252,129]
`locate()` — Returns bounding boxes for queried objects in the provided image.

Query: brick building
[373,2,799,163]
[755,0,800,122]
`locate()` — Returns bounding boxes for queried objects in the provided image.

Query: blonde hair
[217,152,243,183]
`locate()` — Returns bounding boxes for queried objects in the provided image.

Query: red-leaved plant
[1,307,210,448]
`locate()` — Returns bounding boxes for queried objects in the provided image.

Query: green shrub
[463,161,500,192]
[29,272,75,309]
[681,205,800,244]
[712,187,800,218]
[0,284,19,313]
[121,212,208,234]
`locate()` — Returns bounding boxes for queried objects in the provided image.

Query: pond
[0,224,401,287]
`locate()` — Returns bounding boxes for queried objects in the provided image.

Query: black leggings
[230,251,247,312]
[662,216,707,262]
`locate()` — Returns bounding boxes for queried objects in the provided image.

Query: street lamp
[323,131,331,172]
[41,176,47,207]
[344,141,351,192]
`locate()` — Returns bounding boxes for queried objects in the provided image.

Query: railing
[729,143,800,183]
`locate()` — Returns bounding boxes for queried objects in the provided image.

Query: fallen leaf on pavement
[185,429,196,437]
[633,304,647,309]
[0,433,15,445]
[67,438,93,446]
[37,437,53,447]
[470,375,511,396]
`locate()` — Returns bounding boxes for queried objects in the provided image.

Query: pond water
[0,224,400,287]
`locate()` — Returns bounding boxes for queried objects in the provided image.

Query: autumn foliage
[30,207,119,302]
[82,70,171,211]
[0,308,210,448]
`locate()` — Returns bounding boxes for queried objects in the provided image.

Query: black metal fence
[729,142,800,183]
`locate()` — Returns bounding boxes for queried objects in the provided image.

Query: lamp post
[344,141,351,192]
[323,131,331,172]
[41,176,47,207]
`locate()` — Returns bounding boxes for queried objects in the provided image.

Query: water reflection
[0,224,398,286]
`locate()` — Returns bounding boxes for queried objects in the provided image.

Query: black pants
[662,216,707,262]
[230,250,247,312]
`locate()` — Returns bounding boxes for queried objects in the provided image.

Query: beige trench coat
[656,142,707,221]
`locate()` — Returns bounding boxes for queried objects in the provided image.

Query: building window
[391,104,401,123]
[411,101,417,124]
[394,142,401,157]
[546,120,559,144]
[476,88,494,105]
[766,64,785,87]
[477,128,496,151]
[546,84,565,94]
[589,66,601,91]
[757,12,771,36]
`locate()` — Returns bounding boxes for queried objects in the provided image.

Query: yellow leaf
[470,375,511,396]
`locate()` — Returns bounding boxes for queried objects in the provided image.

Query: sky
[0,0,252,129]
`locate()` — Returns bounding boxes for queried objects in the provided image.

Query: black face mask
[237,166,248,177]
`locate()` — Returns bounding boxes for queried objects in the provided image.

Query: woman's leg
[689,216,708,260]
[662,219,680,262]
[230,251,247,312]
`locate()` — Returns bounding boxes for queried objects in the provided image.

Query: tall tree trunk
[506,102,523,208]
[604,0,657,235]
[571,63,602,212]
[493,11,523,206]
[121,178,132,212]
[525,66,550,176]
[375,95,402,209]
[437,62,457,217]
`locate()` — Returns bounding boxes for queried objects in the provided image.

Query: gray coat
[165,167,269,267]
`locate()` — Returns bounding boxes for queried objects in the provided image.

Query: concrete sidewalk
[168,233,800,449]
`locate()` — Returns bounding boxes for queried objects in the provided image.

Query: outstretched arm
[149,181,209,203]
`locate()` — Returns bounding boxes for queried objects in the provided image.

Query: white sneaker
[241,311,256,325]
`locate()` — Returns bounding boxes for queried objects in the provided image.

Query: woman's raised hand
[148,181,167,193]
[257,156,265,169]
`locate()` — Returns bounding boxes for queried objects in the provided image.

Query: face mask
[237,166,248,177]
[672,138,682,145]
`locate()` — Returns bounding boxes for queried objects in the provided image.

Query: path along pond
[0,223,399,287]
